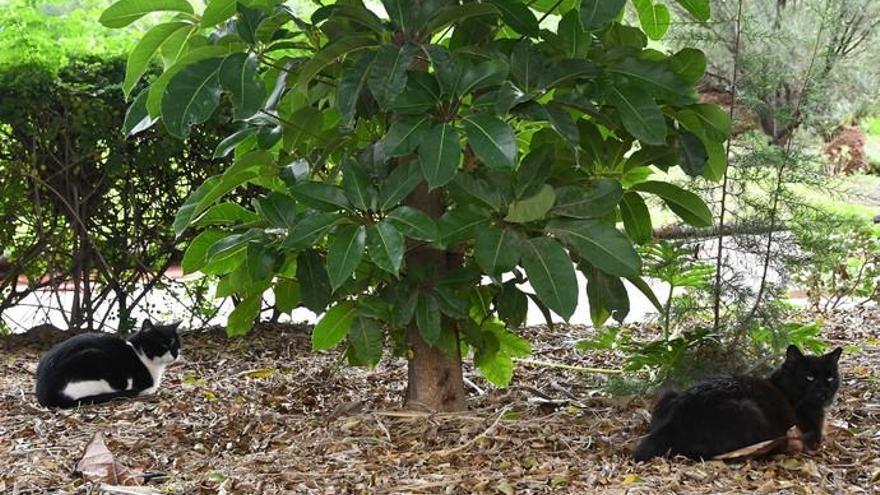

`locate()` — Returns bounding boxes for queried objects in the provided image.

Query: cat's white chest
[62,380,115,400]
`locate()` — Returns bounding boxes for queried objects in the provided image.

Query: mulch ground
[1,308,879,494]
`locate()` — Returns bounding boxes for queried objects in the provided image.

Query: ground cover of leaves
[1,308,879,494]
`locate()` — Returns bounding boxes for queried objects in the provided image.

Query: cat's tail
[632,390,680,461]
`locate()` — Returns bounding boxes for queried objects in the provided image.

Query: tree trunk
[402,183,467,412]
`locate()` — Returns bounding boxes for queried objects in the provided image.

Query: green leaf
[619,192,652,243]
[546,219,641,277]
[608,57,697,105]
[557,9,590,58]
[489,322,532,358]
[488,0,539,37]
[579,0,625,30]
[162,57,224,138]
[312,4,385,35]
[182,229,225,274]
[497,282,528,329]
[174,170,257,236]
[226,294,261,337]
[206,229,263,264]
[368,44,417,109]
[312,302,357,350]
[626,275,664,312]
[675,0,710,21]
[383,116,432,157]
[608,84,667,146]
[459,59,510,97]
[100,0,193,28]
[419,123,462,190]
[123,21,191,98]
[219,53,267,120]
[462,115,517,170]
[423,3,499,33]
[584,266,630,325]
[476,346,514,387]
[289,182,351,211]
[631,181,713,227]
[387,206,439,242]
[338,53,376,125]
[348,316,384,366]
[678,131,708,177]
[378,161,423,210]
[520,237,578,320]
[542,59,598,90]
[296,35,378,89]
[123,89,156,137]
[235,3,265,44]
[297,250,332,313]
[669,48,707,84]
[438,205,491,246]
[633,0,670,40]
[246,243,275,282]
[328,225,366,290]
[675,104,731,143]
[201,0,236,27]
[148,46,232,117]
[366,221,404,275]
[342,158,376,212]
[505,184,556,223]
[475,227,522,275]
[392,289,419,327]
[256,192,297,229]
[515,145,553,198]
[194,202,260,227]
[282,212,342,250]
[213,127,258,158]
[274,279,301,313]
[510,40,544,92]
[553,180,623,219]
[416,294,442,344]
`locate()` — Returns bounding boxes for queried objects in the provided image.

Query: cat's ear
[141,320,155,332]
[785,345,804,363]
[824,347,843,364]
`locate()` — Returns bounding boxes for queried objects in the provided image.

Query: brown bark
[402,183,467,412]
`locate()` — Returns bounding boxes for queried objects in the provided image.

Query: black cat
[633,345,842,461]
[36,320,180,408]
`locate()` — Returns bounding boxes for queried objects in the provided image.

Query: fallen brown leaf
[75,432,140,485]
[712,426,803,461]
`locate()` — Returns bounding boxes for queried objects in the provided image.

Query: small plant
[788,209,880,312]
[749,320,825,357]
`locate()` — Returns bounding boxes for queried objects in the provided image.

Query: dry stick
[744,0,831,329]
[513,358,624,374]
[432,405,512,457]
[712,0,744,332]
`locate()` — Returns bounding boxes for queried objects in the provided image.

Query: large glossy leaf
[298,250,332,313]
[219,53,267,120]
[584,266,630,325]
[497,282,528,329]
[123,21,190,98]
[505,184,556,223]
[619,192,652,243]
[342,158,376,212]
[295,35,378,89]
[173,170,257,236]
[631,181,712,227]
[510,40,544,92]
[608,84,667,146]
[368,44,417,109]
[328,225,366,290]
[669,48,707,84]
[234,3,265,43]
[246,243,275,282]
[213,127,258,158]
[579,0,625,30]
[419,123,462,190]
[226,294,261,337]
[282,212,343,250]
[162,57,224,138]
[488,0,539,37]
[675,0,710,21]
[257,192,298,229]
[387,206,439,242]
[608,58,697,106]
[194,202,260,227]
[366,221,404,275]
[633,0,670,40]
[312,302,357,350]
[423,3,499,33]
[520,237,578,320]
[383,116,432,157]
[148,46,231,117]
[476,349,513,387]
[556,9,590,58]
[552,179,623,218]
[201,0,236,27]
[182,229,225,274]
[338,53,376,125]
[416,294,441,344]
[348,316,383,366]
[206,229,264,265]
[123,89,156,137]
[313,4,385,34]
[546,219,641,277]
[462,115,517,170]
[100,0,193,28]
[438,205,491,246]
[289,183,351,211]
[515,145,553,198]
[378,162,421,211]
[474,227,522,275]
[459,59,509,97]
[675,104,731,143]
[542,59,597,90]
[678,131,708,177]
[274,279,301,313]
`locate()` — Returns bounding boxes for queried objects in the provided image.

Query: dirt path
[1,311,879,494]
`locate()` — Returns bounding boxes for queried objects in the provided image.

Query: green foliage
[109,0,728,388]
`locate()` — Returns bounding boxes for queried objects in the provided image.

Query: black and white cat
[36,320,181,408]
[633,345,842,461]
